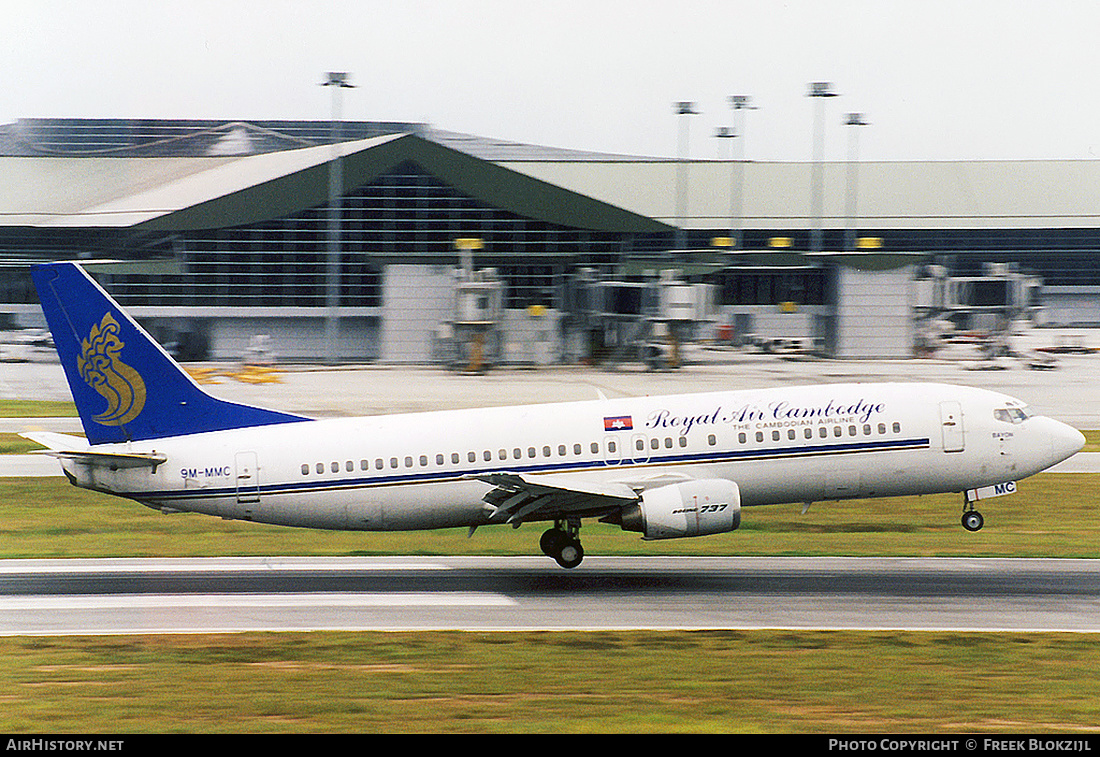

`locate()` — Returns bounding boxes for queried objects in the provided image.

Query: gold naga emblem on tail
[77,313,147,426]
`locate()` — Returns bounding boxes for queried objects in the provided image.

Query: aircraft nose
[1049,420,1086,465]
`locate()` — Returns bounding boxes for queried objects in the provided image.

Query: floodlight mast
[844,112,870,252]
[321,72,356,364]
[808,82,838,254]
[673,101,699,253]
[728,94,756,252]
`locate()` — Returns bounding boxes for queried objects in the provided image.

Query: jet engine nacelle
[619,479,741,540]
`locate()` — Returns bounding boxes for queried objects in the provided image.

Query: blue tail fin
[32,262,309,445]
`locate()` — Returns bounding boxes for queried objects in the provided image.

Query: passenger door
[939,402,965,453]
[234,451,261,511]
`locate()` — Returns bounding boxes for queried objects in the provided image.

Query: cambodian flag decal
[604,415,633,431]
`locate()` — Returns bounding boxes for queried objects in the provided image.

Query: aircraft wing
[474,471,639,525]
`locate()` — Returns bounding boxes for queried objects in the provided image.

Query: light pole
[844,112,870,252]
[714,126,736,151]
[807,82,838,254]
[674,101,699,252]
[321,71,355,364]
[714,126,737,261]
[728,94,755,252]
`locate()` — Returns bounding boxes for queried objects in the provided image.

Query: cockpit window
[994,406,1032,424]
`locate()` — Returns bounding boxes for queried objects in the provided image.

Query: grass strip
[3,630,1100,733]
[0,399,77,418]
[0,433,47,454]
[1083,429,1100,452]
[1,473,1097,560]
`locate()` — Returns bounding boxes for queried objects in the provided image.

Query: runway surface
[2,555,1099,636]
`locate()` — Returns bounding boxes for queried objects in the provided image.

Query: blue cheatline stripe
[140,437,931,504]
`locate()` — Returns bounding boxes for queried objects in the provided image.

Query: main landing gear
[541,519,584,569]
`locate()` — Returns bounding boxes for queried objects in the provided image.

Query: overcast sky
[7,0,1100,162]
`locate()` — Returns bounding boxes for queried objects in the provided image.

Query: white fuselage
[61,382,1083,532]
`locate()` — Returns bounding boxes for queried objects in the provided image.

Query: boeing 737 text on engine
[25,263,1085,568]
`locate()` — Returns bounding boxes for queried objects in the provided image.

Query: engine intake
[619,479,741,540]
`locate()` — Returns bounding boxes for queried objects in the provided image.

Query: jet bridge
[435,266,505,372]
[569,267,716,369]
[913,262,1042,360]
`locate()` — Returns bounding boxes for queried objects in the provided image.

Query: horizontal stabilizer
[20,431,89,452]
[37,449,168,471]
[21,431,166,471]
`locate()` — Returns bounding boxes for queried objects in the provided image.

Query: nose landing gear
[961,496,985,532]
[961,509,985,532]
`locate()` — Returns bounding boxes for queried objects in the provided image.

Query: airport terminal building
[2,118,1099,364]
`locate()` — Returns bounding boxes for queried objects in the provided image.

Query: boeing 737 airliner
[25,262,1085,568]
